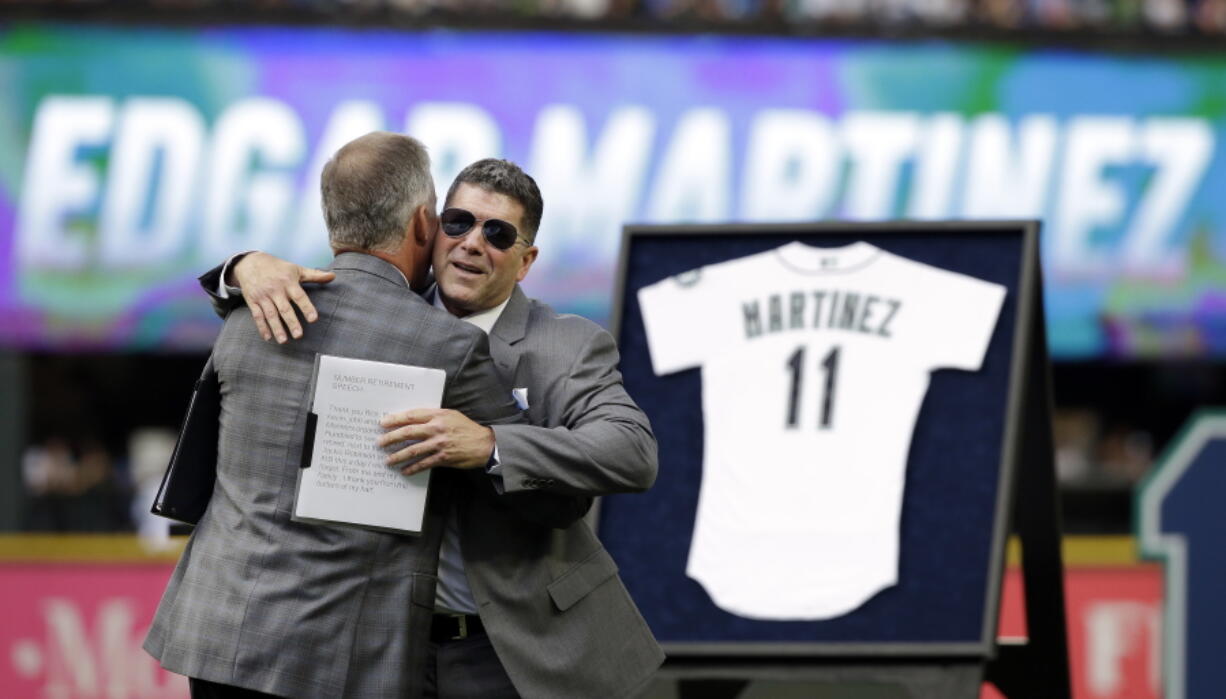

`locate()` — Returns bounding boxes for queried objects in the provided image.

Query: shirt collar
[391,267,410,288]
[432,290,511,335]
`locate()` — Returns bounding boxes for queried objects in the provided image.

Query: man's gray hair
[321,132,433,253]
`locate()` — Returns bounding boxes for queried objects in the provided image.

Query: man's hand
[232,252,335,343]
[378,409,495,476]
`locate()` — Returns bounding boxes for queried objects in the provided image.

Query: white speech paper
[293,354,446,534]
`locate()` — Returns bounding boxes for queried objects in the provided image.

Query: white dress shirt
[431,289,511,615]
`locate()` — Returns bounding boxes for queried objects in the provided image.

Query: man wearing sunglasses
[200,158,664,698]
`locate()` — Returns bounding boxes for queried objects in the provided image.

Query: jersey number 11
[785,345,840,430]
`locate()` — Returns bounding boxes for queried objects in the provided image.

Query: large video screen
[1,24,1223,358]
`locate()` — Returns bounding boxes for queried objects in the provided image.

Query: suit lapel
[489,286,529,383]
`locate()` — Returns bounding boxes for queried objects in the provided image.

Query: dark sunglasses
[439,208,520,250]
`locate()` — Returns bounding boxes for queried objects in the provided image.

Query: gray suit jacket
[145,253,521,699]
[462,285,665,699]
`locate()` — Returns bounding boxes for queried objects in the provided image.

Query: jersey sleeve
[925,270,1007,372]
[636,269,717,376]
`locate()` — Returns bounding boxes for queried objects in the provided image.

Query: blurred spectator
[1054,408,1098,484]
[1054,408,1158,487]
[129,428,178,552]
[1031,0,1080,29]
[545,0,614,19]
[22,437,131,532]
[976,0,1027,28]
[21,439,77,499]
[1095,424,1155,484]
[788,0,873,27]
[1142,0,1187,28]
[1194,0,1226,29]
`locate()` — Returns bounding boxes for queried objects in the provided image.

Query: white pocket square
[512,387,529,410]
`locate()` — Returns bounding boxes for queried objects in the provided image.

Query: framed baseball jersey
[637,241,1006,622]
[600,221,1066,671]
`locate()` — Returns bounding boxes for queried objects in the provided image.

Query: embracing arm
[491,327,658,498]
[198,258,243,318]
[424,332,592,528]
[197,252,335,342]
[377,407,592,529]
[379,405,594,529]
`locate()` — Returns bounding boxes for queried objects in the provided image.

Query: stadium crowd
[8,0,1226,36]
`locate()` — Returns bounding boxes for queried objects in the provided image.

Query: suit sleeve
[491,327,658,497]
[461,469,593,529]
[445,331,594,528]
[197,257,247,319]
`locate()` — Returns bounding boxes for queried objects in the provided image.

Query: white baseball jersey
[637,241,1006,620]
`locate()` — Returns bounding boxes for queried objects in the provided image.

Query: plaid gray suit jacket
[144,253,521,699]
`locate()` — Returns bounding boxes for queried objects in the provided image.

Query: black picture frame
[599,221,1068,697]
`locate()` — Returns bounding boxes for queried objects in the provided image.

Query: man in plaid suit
[145,133,526,698]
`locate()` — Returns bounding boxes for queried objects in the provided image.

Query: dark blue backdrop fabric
[600,227,1023,648]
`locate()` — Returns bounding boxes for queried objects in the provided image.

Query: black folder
[151,355,220,525]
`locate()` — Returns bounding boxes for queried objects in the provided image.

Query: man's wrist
[484,437,506,494]
[485,443,502,475]
[218,251,254,298]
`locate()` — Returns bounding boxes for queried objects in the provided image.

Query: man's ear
[411,205,434,247]
[515,245,539,283]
